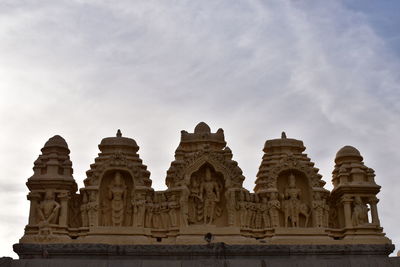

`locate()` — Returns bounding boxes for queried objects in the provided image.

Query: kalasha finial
[116,129,122,137]
[281,131,287,139]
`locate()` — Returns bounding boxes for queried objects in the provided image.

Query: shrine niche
[18,123,391,249]
[98,170,133,227]
[187,164,225,226]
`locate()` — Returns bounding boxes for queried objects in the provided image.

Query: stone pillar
[369,197,380,226]
[341,196,353,228]
[58,191,70,227]
[27,192,41,225]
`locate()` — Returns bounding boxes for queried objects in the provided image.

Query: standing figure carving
[237,191,247,228]
[108,172,127,227]
[152,195,161,229]
[168,194,179,227]
[132,192,146,227]
[268,192,281,227]
[81,193,89,227]
[283,174,303,227]
[160,193,170,228]
[199,167,220,224]
[312,192,325,228]
[87,191,98,227]
[352,196,369,226]
[37,190,60,226]
[144,195,153,228]
[260,197,270,228]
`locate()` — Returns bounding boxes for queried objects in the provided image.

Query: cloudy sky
[1,0,400,257]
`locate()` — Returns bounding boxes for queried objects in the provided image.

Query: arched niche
[277,169,312,228]
[187,163,227,227]
[98,169,134,226]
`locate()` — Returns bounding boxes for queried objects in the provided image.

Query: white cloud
[0,0,399,257]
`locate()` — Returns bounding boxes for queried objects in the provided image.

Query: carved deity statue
[237,191,247,228]
[246,194,256,228]
[260,197,270,228]
[132,192,146,227]
[152,195,161,228]
[283,174,304,227]
[268,192,280,227]
[87,191,98,227]
[352,196,369,226]
[255,198,263,229]
[108,172,127,226]
[160,193,170,228]
[312,192,325,228]
[144,195,153,228]
[168,194,179,227]
[37,190,60,225]
[199,167,220,224]
[188,175,201,224]
[80,193,89,227]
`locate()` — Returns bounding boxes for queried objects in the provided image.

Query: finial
[116,129,122,137]
[281,131,287,139]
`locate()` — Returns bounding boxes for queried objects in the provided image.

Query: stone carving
[312,192,325,228]
[168,194,179,227]
[108,172,127,227]
[282,174,310,228]
[268,192,280,227]
[80,192,88,227]
[87,191,98,227]
[37,190,60,226]
[199,167,220,224]
[160,193,170,228]
[19,124,390,247]
[352,196,369,226]
[132,192,146,227]
[144,195,153,228]
[237,191,247,228]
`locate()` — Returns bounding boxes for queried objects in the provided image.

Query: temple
[11,122,397,265]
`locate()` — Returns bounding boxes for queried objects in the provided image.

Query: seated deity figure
[37,190,60,225]
[283,174,302,227]
[108,172,127,226]
[199,167,220,224]
[312,192,325,228]
[268,192,281,227]
[352,196,369,226]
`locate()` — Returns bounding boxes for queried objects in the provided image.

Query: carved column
[27,192,41,225]
[58,191,70,227]
[341,196,353,228]
[369,197,380,226]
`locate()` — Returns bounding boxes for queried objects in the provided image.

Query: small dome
[43,135,69,149]
[194,122,211,133]
[99,130,138,152]
[335,145,363,162]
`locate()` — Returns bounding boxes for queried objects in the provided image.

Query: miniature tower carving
[255,133,329,229]
[330,146,388,241]
[21,135,77,242]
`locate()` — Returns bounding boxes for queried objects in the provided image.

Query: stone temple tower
[21,135,78,242]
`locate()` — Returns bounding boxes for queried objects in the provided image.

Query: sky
[0,0,400,258]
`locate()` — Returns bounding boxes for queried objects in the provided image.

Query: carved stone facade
[19,123,391,246]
